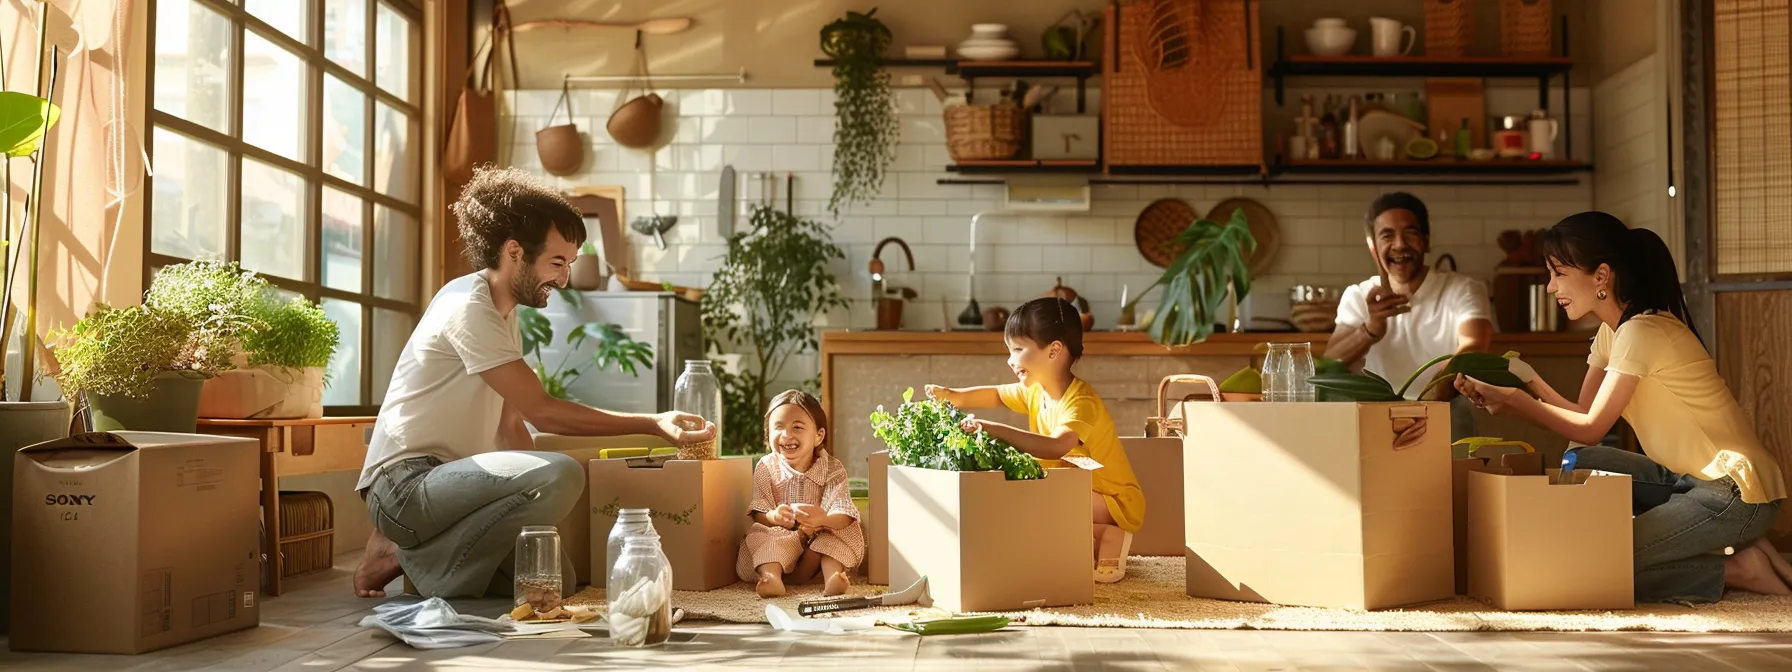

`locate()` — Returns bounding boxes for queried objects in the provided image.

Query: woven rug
[567,556,1792,633]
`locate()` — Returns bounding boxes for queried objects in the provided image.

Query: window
[148,0,423,413]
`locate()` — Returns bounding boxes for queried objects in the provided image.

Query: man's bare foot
[1752,537,1792,586]
[354,529,403,598]
[756,570,787,598]
[1724,545,1792,596]
[824,571,850,596]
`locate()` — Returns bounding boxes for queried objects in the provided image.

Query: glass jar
[607,534,674,648]
[674,360,723,451]
[513,525,563,613]
[1262,342,1317,403]
[605,508,653,588]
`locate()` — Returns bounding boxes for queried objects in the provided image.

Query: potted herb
[821,8,898,217]
[518,302,654,402]
[197,296,340,419]
[701,205,849,455]
[870,388,1043,480]
[1124,208,1258,347]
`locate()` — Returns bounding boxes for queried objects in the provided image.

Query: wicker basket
[944,103,1028,161]
[1104,0,1261,167]
[677,437,720,461]
[1290,301,1340,333]
[278,491,335,579]
[1424,0,1475,58]
[1499,0,1553,57]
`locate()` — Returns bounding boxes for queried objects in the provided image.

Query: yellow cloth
[1590,314,1787,504]
[997,378,1146,532]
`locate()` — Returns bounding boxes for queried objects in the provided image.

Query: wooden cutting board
[567,186,628,280]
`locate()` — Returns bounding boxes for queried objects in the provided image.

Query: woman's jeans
[1569,446,1782,604]
[364,452,584,599]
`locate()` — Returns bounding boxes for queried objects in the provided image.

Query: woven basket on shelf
[944,103,1028,161]
[278,491,334,579]
[1424,0,1475,58]
[677,438,720,461]
[1291,301,1340,333]
[1134,198,1198,268]
[1104,0,1261,167]
[1499,0,1553,57]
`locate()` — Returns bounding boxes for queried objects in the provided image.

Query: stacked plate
[958,23,1019,61]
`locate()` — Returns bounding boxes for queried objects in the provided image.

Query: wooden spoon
[513,17,694,35]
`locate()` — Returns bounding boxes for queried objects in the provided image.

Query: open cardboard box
[587,457,752,591]
[1179,401,1455,611]
[888,465,1094,612]
[1468,468,1634,611]
[1124,437,1185,556]
[1451,442,1546,594]
[533,432,670,583]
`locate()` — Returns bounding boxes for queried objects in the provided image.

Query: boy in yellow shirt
[925,297,1146,583]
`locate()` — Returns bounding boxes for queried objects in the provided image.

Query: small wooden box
[1031,115,1100,160]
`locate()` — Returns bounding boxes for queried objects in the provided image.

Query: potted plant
[518,301,654,402]
[1308,351,1529,402]
[197,296,340,419]
[0,30,70,444]
[569,240,606,291]
[1123,208,1258,348]
[821,8,898,217]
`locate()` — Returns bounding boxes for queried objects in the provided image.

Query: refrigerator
[535,291,703,414]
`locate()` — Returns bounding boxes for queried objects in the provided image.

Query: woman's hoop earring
[1597,289,1608,300]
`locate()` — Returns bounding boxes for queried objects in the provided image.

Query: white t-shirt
[1335,270,1493,399]
[357,272,524,490]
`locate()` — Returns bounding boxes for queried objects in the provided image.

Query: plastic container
[513,525,563,612]
[607,534,674,647]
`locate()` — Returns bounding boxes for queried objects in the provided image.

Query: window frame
[144,0,426,416]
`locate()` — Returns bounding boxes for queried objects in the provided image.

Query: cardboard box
[1180,402,1455,610]
[1125,437,1185,556]
[1468,469,1634,611]
[865,451,889,585]
[587,457,752,591]
[889,465,1094,612]
[534,432,669,585]
[11,432,262,654]
[1451,449,1545,594]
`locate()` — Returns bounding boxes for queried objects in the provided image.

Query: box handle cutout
[1387,404,1428,451]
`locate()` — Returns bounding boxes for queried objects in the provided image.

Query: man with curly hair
[352,166,715,599]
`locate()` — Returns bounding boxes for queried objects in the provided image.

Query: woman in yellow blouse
[926,297,1146,583]
[1458,212,1792,603]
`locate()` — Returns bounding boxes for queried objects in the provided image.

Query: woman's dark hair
[1540,211,1696,339]
[452,165,588,270]
[1004,297,1084,363]
[765,389,830,457]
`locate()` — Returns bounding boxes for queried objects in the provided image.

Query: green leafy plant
[517,305,654,401]
[821,8,898,217]
[244,297,340,375]
[702,205,849,455]
[1124,208,1257,347]
[0,46,68,401]
[1310,351,1529,402]
[869,388,1045,481]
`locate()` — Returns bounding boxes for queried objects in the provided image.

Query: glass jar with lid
[513,525,563,613]
[607,534,673,647]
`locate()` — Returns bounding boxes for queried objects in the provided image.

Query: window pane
[325,0,368,76]
[243,32,308,161]
[373,102,417,201]
[374,206,416,301]
[322,187,364,292]
[372,308,414,404]
[246,0,309,44]
[322,298,363,406]
[324,75,367,184]
[240,159,307,280]
[150,128,228,261]
[154,0,232,133]
[376,3,412,99]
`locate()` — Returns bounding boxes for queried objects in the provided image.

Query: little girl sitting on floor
[736,390,865,598]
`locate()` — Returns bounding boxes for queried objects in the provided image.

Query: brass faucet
[869,237,914,300]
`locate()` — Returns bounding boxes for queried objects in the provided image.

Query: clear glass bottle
[673,360,723,448]
[607,534,674,648]
[604,508,653,588]
[1262,342,1317,402]
[513,525,563,613]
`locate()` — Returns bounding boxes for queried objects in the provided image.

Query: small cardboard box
[1124,437,1185,556]
[587,457,752,591]
[1451,449,1545,594]
[534,432,669,585]
[1180,402,1455,610]
[889,465,1094,613]
[865,451,890,585]
[1031,115,1101,160]
[1468,469,1634,611]
[11,432,262,654]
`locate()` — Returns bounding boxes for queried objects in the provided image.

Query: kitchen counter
[820,329,1597,478]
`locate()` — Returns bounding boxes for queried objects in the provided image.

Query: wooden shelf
[1270,55,1574,79]
[953,60,1100,78]
[812,58,957,68]
[946,160,1100,174]
[1279,159,1592,175]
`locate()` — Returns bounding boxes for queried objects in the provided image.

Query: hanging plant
[821,8,898,218]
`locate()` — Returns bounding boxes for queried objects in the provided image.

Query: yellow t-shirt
[997,378,1146,532]
[1590,314,1787,504]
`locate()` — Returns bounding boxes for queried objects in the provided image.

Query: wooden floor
[5,552,1792,671]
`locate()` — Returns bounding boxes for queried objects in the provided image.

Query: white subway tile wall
[502,86,1596,383]
[1592,54,1671,259]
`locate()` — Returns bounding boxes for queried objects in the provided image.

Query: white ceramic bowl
[970,23,1009,37]
[958,43,1020,61]
[1304,27,1356,57]
[1313,18,1347,28]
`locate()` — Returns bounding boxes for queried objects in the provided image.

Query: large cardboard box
[11,432,262,654]
[865,451,889,585]
[889,465,1094,612]
[534,432,669,585]
[1124,437,1184,556]
[587,457,752,591]
[1180,402,1455,610]
[1468,469,1634,611]
[1451,449,1544,594]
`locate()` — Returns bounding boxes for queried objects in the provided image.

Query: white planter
[198,365,325,419]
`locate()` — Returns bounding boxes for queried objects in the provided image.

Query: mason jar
[607,534,673,647]
[673,360,723,450]
[513,525,562,613]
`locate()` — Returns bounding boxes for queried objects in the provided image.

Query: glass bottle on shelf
[513,525,563,613]
[673,360,723,452]
[607,534,674,648]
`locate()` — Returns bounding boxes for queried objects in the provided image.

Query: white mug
[1370,17,1415,57]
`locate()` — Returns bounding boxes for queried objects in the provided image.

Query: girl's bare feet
[1752,537,1792,586]
[354,529,403,598]
[1724,545,1792,596]
[824,571,850,596]
[755,564,787,598]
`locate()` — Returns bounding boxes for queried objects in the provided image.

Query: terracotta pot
[536,123,584,175]
[198,366,325,420]
[982,306,1010,331]
[570,255,607,291]
[607,93,665,149]
[1080,310,1095,332]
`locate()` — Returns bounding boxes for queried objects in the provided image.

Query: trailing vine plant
[821,8,898,218]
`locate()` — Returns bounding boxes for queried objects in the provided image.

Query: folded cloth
[359,597,512,649]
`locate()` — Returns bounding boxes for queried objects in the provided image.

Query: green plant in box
[1309,351,1529,402]
[869,388,1044,481]
[243,297,340,376]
